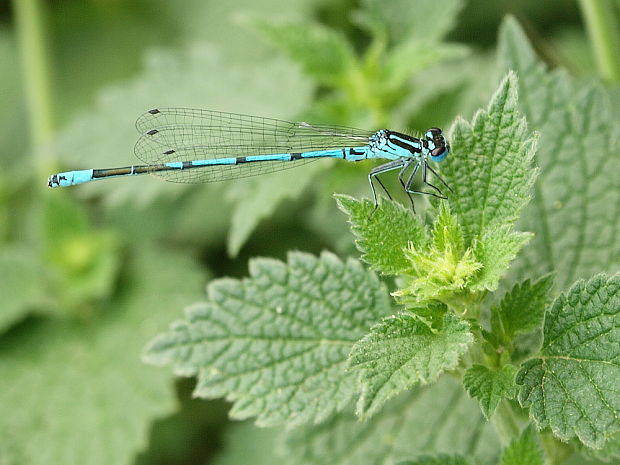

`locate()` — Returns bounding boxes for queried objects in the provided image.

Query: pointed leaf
[349,312,473,418]
[470,226,532,292]
[336,194,428,276]
[144,251,391,427]
[463,364,518,419]
[441,72,538,245]
[517,273,620,449]
[493,274,554,339]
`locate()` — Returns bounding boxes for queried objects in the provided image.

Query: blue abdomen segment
[48,169,94,188]
[47,146,371,187]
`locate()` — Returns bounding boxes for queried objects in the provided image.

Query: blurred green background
[0,0,610,464]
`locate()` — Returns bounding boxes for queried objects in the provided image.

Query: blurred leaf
[254,20,357,86]
[52,43,312,206]
[0,246,46,333]
[442,72,538,245]
[335,194,428,276]
[463,364,518,419]
[357,0,464,43]
[144,251,391,427]
[282,376,500,465]
[0,247,204,465]
[499,425,543,465]
[498,17,620,291]
[517,273,620,449]
[349,312,472,418]
[383,41,469,91]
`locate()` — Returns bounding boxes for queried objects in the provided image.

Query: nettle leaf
[517,273,620,449]
[335,194,428,276]
[469,225,532,292]
[463,364,518,419]
[144,251,391,427]
[255,20,357,86]
[0,248,203,465]
[499,17,620,290]
[282,376,500,465]
[492,274,554,339]
[442,71,537,245]
[499,425,543,465]
[349,312,472,418]
[397,456,473,465]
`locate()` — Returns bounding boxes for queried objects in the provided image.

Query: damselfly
[47,108,452,209]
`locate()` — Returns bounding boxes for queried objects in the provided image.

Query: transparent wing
[134,108,374,183]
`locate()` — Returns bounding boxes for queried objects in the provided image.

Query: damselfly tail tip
[47,174,59,188]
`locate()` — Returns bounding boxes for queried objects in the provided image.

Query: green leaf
[492,274,555,339]
[517,273,620,449]
[397,456,473,465]
[335,194,428,276]
[349,312,473,418]
[255,20,357,86]
[282,376,500,465]
[0,248,204,465]
[463,364,518,419]
[357,0,464,43]
[499,426,543,465]
[441,71,538,245]
[498,17,620,291]
[144,251,391,427]
[469,225,532,292]
[0,246,46,332]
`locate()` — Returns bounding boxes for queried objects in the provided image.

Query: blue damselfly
[47,108,452,208]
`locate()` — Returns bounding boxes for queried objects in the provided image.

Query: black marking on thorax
[387,131,422,153]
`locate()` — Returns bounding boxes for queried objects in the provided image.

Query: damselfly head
[425,127,449,162]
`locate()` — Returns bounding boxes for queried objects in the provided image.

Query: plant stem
[578,0,620,82]
[12,0,55,148]
[492,400,522,446]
